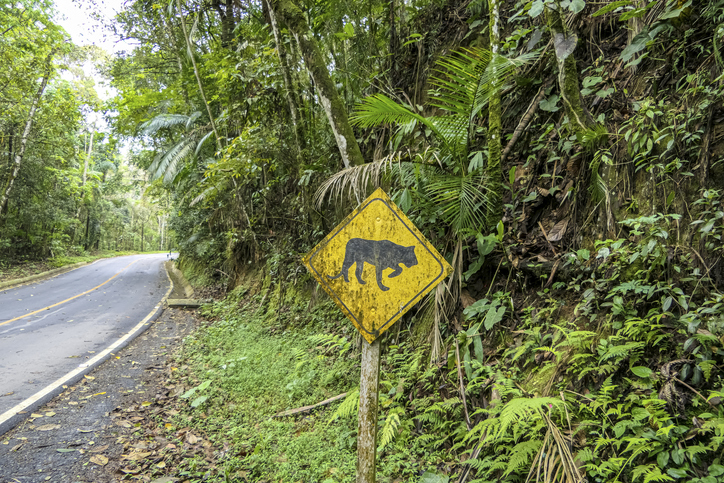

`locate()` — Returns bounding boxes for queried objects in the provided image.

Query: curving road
[0,254,170,430]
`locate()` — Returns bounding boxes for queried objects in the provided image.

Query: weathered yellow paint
[303,188,453,343]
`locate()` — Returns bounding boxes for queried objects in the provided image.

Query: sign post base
[357,337,381,483]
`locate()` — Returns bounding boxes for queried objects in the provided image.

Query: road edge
[0,259,175,438]
[0,261,93,292]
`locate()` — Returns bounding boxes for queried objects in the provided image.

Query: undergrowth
[170,206,724,483]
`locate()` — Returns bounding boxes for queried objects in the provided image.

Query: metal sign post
[303,188,452,481]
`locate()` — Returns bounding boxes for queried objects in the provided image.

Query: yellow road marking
[0,261,174,430]
[0,259,138,327]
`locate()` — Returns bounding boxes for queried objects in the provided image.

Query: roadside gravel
[0,308,198,483]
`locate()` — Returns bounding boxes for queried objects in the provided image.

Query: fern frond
[494,397,565,441]
[377,408,402,451]
[328,388,360,423]
[505,439,543,476]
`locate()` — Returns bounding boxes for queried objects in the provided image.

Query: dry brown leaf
[186,433,199,444]
[90,454,109,466]
[30,413,43,418]
[91,444,109,453]
[547,218,569,242]
[35,424,61,431]
[45,411,56,417]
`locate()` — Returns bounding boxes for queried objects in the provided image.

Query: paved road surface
[0,254,170,420]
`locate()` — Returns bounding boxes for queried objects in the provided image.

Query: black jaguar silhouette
[327,238,418,291]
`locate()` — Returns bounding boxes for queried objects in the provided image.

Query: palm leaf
[194,130,215,156]
[350,94,458,155]
[139,114,191,135]
[148,137,195,184]
[425,172,489,235]
[314,154,400,208]
[430,50,538,147]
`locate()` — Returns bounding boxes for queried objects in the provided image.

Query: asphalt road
[0,254,171,425]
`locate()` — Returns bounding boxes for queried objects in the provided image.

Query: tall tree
[0,51,54,216]
[270,0,365,168]
[486,0,502,222]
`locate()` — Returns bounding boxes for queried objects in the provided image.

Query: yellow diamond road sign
[303,188,453,343]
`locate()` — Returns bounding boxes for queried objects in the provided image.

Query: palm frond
[526,411,584,483]
[139,114,192,135]
[430,48,493,118]
[185,111,202,130]
[430,50,538,149]
[426,172,489,235]
[351,94,455,153]
[194,130,215,156]
[428,115,468,151]
[148,137,195,184]
[472,53,538,118]
[314,154,399,208]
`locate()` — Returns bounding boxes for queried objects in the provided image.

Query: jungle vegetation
[5,0,724,481]
[0,0,171,264]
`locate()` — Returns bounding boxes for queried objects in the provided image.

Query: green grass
[173,286,360,482]
[47,250,152,268]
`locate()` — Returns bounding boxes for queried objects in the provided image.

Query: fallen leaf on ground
[45,411,55,417]
[84,375,95,380]
[35,424,61,431]
[30,413,43,418]
[90,444,109,453]
[57,448,75,453]
[149,477,177,483]
[90,454,109,466]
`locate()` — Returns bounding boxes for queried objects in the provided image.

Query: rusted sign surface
[303,188,453,342]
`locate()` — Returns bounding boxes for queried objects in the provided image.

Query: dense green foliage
[0,0,170,263]
[7,0,724,480]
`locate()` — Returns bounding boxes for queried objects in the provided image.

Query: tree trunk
[176,0,222,150]
[270,0,365,168]
[545,5,591,139]
[264,0,305,155]
[82,127,94,186]
[486,0,503,223]
[0,52,53,216]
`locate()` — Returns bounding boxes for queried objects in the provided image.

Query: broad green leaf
[666,467,688,478]
[419,471,449,483]
[592,0,630,17]
[529,0,545,18]
[539,95,560,112]
[569,0,585,14]
[631,366,653,378]
[484,305,506,330]
[191,395,209,408]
